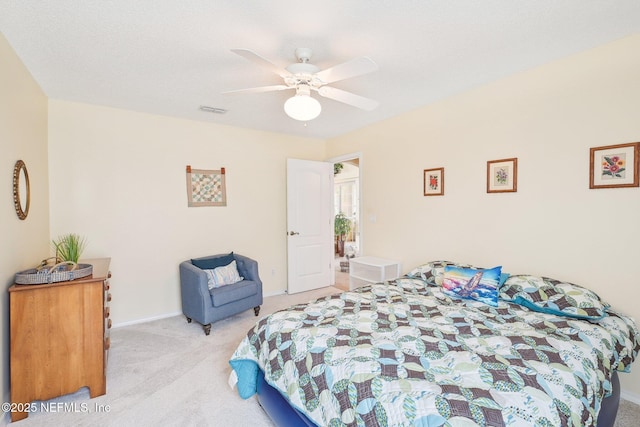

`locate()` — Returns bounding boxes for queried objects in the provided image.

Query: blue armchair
[179,253,263,335]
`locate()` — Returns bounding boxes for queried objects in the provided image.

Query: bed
[229,261,640,426]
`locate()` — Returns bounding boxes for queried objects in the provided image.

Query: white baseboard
[621,389,640,405]
[112,288,334,328]
[263,289,286,298]
[110,289,295,328]
[112,311,181,328]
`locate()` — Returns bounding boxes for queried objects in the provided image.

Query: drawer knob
[104,337,111,350]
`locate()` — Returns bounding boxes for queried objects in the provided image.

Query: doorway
[331,154,361,291]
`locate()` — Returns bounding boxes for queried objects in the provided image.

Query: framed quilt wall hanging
[186,165,227,207]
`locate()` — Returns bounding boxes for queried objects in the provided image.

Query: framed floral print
[589,142,640,189]
[424,167,444,196]
[487,158,517,193]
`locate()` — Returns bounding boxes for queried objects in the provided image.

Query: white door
[287,158,333,294]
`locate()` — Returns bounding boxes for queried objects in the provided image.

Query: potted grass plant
[334,213,352,257]
[52,233,87,264]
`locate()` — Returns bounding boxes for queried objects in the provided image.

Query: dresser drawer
[103,276,112,373]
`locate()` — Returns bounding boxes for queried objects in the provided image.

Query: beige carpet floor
[4,286,640,427]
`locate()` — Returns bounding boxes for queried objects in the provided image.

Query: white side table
[349,256,402,290]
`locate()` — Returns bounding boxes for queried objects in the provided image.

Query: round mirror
[13,160,30,220]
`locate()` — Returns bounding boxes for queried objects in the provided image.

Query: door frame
[329,151,363,282]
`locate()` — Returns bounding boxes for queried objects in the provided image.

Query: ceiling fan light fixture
[284,92,321,121]
[229,47,379,121]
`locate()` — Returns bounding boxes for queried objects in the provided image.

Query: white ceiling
[2,1,639,139]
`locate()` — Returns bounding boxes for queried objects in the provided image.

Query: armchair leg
[254,306,261,316]
[186,316,192,323]
[203,324,212,335]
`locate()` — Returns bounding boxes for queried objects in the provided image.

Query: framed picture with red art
[423,167,444,196]
[589,142,640,189]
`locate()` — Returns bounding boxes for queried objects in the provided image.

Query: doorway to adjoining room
[333,158,360,291]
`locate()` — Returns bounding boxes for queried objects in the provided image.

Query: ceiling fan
[224,48,379,121]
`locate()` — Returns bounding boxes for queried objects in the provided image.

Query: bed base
[599,370,621,427]
[256,369,621,427]
[256,370,315,426]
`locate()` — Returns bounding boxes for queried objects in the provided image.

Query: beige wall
[0,34,49,407]
[327,34,640,397]
[47,100,325,325]
[4,28,640,406]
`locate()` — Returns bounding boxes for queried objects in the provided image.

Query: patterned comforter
[229,278,639,426]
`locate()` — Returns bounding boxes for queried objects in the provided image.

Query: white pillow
[204,260,244,289]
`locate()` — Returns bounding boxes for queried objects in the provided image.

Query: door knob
[288,231,300,236]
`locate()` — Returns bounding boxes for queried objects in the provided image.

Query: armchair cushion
[210,280,260,307]
[192,252,235,270]
[205,260,244,289]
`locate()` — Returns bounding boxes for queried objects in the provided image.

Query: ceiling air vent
[199,105,227,114]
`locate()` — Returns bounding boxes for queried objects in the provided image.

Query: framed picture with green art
[487,158,517,193]
[589,142,639,189]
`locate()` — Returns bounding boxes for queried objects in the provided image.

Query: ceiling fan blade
[222,85,291,94]
[315,57,378,84]
[230,49,291,78]
[318,86,379,111]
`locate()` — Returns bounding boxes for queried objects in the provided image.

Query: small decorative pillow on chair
[205,260,244,289]
[192,252,235,270]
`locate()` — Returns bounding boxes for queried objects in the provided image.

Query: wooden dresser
[9,258,112,422]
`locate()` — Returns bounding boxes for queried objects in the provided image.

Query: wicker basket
[15,261,93,285]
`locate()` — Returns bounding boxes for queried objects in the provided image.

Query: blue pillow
[191,252,235,270]
[499,272,510,286]
[442,265,502,306]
